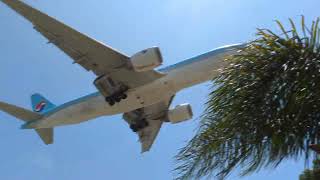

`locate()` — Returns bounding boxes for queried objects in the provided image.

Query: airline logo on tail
[35,101,46,112]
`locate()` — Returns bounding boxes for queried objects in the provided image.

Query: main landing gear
[94,74,129,106]
[105,92,128,106]
[129,118,149,132]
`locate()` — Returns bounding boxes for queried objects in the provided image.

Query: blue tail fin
[31,93,56,113]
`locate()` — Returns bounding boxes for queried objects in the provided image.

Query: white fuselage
[27,45,241,129]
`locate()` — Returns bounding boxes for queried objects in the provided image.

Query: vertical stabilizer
[30,94,55,144]
[31,93,56,113]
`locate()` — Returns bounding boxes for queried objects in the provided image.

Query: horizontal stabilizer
[0,101,43,121]
[35,128,54,144]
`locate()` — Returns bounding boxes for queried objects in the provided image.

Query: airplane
[0,0,244,152]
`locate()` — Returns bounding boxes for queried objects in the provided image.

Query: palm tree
[175,16,320,180]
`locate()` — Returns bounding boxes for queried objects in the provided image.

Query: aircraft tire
[121,94,128,99]
[130,124,139,132]
[115,96,121,102]
[108,100,115,106]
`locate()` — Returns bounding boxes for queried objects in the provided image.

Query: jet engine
[130,47,163,72]
[168,104,193,124]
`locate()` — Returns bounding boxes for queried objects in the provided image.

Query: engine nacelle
[168,104,193,124]
[130,47,163,72]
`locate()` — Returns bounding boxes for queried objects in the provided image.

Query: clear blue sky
[0,0,319,179]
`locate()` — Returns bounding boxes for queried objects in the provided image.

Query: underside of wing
[1,0,165,88]
[138,119,163,152]
[1,0,128,73]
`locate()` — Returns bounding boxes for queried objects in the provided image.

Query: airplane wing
[1,0,164,88]
[123,96,174,153]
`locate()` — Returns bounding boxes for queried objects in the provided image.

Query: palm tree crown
[175,16,320,180]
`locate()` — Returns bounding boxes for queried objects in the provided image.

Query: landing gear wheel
[130,124,139,132]
[114,96,121,102]
[108,99,115,106]
[129,119,149,132]
[121,94,128,99]
[105,97,115,106]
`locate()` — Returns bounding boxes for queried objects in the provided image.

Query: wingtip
[44,140,54,145]
[141,145,151,153]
